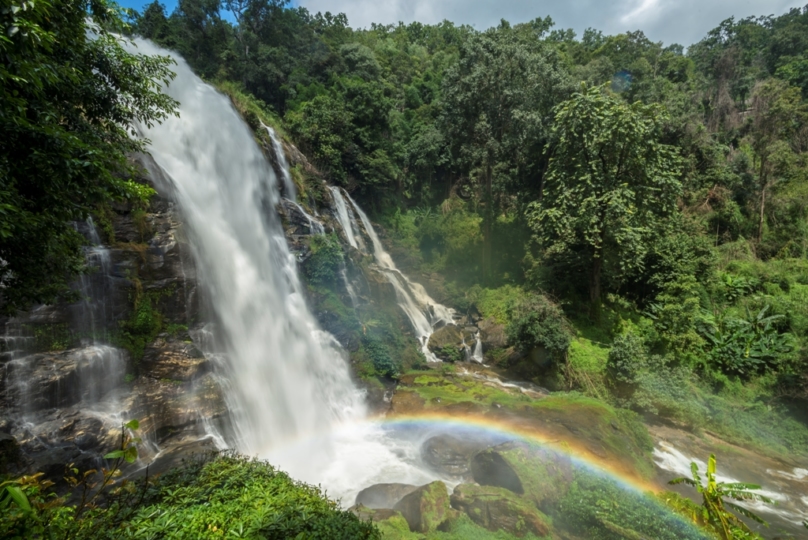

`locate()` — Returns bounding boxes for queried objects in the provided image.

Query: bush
[606,333,648,385]
[1,454,381,539]
[506,294,570,359]
[305,234,344,285]
[362,335,399,378]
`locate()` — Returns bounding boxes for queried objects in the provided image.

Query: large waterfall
[132,40,434,501]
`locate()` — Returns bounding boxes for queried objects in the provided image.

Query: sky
[119,0,807,46]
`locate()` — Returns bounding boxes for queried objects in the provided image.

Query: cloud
[297,0,806,46]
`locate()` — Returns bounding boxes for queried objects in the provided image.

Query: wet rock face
[0,187,217,478]
[355,483,419,509]
[450,483,551,538]
[478,317,507,350]
[392,481,452,533]
[427,324,477,362]
[3,346,126,414]
[141,337,208,381]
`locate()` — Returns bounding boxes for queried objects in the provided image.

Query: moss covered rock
[392,480,452,533]
[450,483,551,537]
[471,441,573,508]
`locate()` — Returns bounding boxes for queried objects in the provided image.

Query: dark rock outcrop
[355,483,419,509]
[420,434,495,477]
[471,441,573,507]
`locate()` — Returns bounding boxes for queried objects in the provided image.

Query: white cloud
[298,0,806,45]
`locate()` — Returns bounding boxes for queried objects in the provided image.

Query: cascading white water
[332,188,455,362]
[285,199,325,235]
[264,124,297,202]
[131,39,436,501]
[73,218,113,342]
[328,186,364,250]
[472,331,484,363]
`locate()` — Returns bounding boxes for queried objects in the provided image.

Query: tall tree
[441,23,570,279]
[529,84,682,316]
[0,0,177,314]
[747,78,807,243]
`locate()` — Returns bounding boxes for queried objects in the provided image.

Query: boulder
[427,325,477,362]
[349,506,404,523]
[478,317,508,350]
[420,434,494,477]
[471,441,573,507]
[355,483,419,509]
[392,481,452,533]
[450,483,551,537]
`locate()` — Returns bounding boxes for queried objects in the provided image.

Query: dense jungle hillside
[130,0,808,444]
[3,0,808,538]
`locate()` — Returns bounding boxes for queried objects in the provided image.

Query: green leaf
[124,419,140,430]
[5,485,32,513]
[124,446,138,463]
[104,450,125,460]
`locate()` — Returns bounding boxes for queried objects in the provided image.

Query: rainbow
[372,412,662,494]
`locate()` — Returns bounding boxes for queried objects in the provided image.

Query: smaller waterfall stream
[328,187,455,362]
[264,124,297,202]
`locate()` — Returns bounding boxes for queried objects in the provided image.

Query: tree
[441,25,571,280]
[529,84,682,316]
[0,0,178,315]
[747,78,807,243]
[670,454,771,540]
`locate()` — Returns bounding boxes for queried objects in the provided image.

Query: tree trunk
[757,167,768,244]
[482,166,493,280]
[590,251,602,321]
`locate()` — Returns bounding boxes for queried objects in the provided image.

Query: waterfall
[131,39,433,500]
[472,331,484,363]
[264,124,296,202]
[328,186,365,250]
[330,188,455,362]
[73,218,113,343]
[284,199,324,235]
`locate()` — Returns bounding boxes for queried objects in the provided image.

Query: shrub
[1,454,381,539]
[362,335,399,378]
[506,294,570,359]
[606,333,648,385]
[305,234,344,285]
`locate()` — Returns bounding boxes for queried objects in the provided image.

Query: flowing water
[327,186,455,362]
[131,39,437,503]
[264,124,297,202]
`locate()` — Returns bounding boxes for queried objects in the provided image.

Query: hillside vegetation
[130,1,808,456]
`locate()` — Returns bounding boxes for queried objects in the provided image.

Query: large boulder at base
[420,434,495,477]
[355,483,419,509]
[349,506,404,523]
[392,481,452,533]
[478,317,508,350]
[450,483,551,537]
[471,441,573,508]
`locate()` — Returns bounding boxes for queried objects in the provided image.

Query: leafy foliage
[697,306,794,377]
[529,83,683,313]
[1,452,380,539]
[506,294,570,360]
[0,0,177,314]
[669,454,771,540]
[304,233,344,285]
